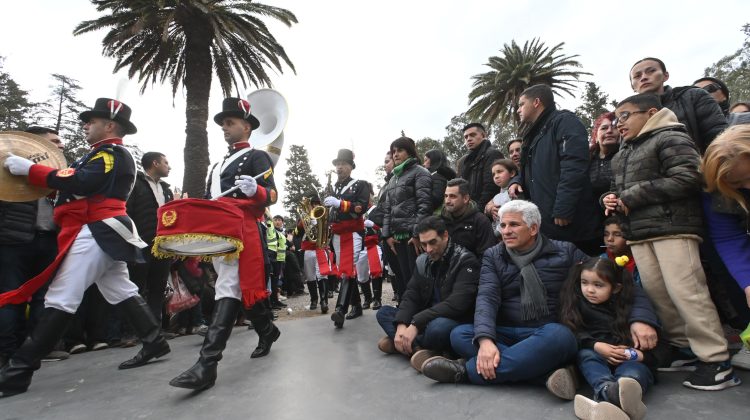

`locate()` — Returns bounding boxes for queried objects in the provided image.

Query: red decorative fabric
[0,198,126,307]
[364,234,383,278]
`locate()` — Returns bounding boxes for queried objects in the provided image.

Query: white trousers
[212,256,242,301]
[356,246,382,283]
[45,225,139,314]
[332,232,362,278]
[303,250,322,282]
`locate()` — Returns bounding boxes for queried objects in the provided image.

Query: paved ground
[2,308,748,420]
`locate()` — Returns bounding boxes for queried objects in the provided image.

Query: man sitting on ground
[375,216,479,373]
[422,200,659,400]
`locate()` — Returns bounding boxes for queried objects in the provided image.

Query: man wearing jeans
[422,201,658,400]
[376,216,479,373]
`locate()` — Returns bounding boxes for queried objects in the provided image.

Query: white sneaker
[731,347,750,370]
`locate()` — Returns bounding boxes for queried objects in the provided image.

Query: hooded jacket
[609,108,704,241]
[660,85,727,154]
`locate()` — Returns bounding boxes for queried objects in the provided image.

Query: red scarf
[0,198,126,307]
[220,197,270,308]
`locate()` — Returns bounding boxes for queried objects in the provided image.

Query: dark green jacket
[609,108,703,241]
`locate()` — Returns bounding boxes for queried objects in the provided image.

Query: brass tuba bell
[298,197,331,248]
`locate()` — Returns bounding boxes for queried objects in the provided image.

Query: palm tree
[74,0,297,197]
[467,38,589,127]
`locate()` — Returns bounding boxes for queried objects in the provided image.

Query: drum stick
[213,169,272,199]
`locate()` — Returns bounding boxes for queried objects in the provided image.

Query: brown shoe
[377,336,397,354]
[617,377,646,420]
[410,349,439,373]
[546,365,578,400]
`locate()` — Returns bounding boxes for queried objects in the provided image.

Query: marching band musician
[324,149,371,328]
[297,196,332,314]
[169,97,280,391]
[1,99,170,397]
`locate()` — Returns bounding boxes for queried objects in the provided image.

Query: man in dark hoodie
[440,178,495,258]
[629,57,727,153]
[455,123,504,211]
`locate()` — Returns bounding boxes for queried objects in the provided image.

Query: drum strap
[209,147,254,198]
[101,217,148,248]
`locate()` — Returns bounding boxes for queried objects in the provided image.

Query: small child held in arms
[560,258,660,420]
[484,159,518,235]
[600,216,640,287]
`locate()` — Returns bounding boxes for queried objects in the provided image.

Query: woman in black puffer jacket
[424,149,457,213]
[382,137,432,302]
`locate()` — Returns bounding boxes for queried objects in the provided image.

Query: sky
[1,0,749,216]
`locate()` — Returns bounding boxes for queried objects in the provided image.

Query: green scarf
[392,158,415,178]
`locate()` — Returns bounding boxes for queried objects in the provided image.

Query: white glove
[4,153,34,176]
[323,196,341,208]
[234,175,258,197]
[364,220,374,228]
[310,219,318,226]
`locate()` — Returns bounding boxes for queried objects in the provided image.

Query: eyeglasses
[702,83,721,94]
[614,110,648,125]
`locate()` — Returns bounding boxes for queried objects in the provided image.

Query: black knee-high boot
[371,276,383,310]
[360,281,373,309]
[248,299,280,358]
[331,276,352,328]
[118,295,171,369]
[317,279,328,314]
[307,281,318,310]
[169,298,241,390]
[0,308,72,397]
[346,279,363,320]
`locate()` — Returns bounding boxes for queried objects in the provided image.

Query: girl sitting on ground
[560,258,660,420]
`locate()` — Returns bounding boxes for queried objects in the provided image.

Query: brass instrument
[324,170,337,222]
[298,197,331,248]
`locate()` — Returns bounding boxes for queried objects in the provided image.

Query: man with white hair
[421,200,659,401]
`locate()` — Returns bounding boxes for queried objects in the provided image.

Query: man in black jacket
[440,178,495,258]
[455,123,504,210]
[375,216,479,373]
[126,152,174,324]
[630,57,727,153]
[0,127,66,368]
[509,84,600,255]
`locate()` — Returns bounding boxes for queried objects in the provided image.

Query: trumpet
[298,197,331,248]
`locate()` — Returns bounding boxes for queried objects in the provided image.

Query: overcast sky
[2,0,748,215]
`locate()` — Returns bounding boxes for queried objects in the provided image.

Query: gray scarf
[506,235,549,321]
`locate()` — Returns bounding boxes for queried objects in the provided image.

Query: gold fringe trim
[152,233,244,262]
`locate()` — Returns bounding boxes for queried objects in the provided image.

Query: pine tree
[283,144,322,216]
[36,73,90,162]
[0,57,34,130]
[575,82,612,132]
[704,23,750,102]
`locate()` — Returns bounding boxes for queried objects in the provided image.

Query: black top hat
[79,98,137,135]
[332,149,356,169]
[213,97,261,129]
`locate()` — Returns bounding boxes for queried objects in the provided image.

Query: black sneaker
[682,361,742,390]
[658,347,699,372]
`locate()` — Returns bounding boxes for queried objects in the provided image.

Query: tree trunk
[181,13,213,198]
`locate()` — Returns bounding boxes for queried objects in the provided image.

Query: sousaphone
[247,89,288,166]
[0,131,67,202]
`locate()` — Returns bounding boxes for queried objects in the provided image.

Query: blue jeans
[577,348,653,401]
[376,305,460,352]
[450,323,578,385]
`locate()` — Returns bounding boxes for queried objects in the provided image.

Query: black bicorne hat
[213,97,261,129]
[332,149,356,169]
[79,98,137,135]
